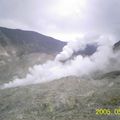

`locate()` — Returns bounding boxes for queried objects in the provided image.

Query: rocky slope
[0,27,66,84]
[0,74,120,120]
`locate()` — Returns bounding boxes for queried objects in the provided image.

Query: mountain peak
[113,40,120,51]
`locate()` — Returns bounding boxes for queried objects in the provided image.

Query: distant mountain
[74,44,97,57]
[0,27,66,83]
[0,27,66,56]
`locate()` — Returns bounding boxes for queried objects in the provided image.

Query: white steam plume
[1,34,119,89]
[55,34,99,61]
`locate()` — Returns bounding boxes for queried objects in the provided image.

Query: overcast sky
[0,0,120,41]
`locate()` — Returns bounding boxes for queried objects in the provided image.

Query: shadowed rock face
[74,44,97,57]
[113,40,120,51]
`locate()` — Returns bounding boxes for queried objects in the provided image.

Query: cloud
[0,19,30,30]
[0,0,120,40]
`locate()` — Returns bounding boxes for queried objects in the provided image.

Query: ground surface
[0,74,120,120]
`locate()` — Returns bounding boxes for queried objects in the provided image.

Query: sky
[0,0,120,41]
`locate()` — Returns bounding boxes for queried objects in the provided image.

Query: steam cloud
[1,34,120,89]
[1,0,120,89]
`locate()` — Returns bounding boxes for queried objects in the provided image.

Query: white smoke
[55,34,99,61]
[1,34,119,89]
